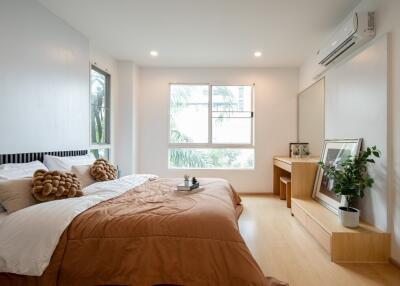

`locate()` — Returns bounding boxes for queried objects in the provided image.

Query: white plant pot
[338,206,360,228]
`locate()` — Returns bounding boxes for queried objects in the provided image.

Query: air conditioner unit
[317,12,375,68]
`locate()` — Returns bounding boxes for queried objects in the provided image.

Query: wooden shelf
[291,198,391,263]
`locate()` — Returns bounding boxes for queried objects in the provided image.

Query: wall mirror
[298,78,325,156]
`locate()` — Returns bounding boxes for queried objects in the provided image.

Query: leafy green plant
[319,146,381,211]
[169,148,210,168]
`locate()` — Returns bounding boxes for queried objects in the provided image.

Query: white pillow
[71,165,96,188]
[0,161,48,179]
[0,178,37,214]
[43,154,96,171]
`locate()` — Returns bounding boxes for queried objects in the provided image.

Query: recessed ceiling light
[150,50,159,57]
[254,51,262,57]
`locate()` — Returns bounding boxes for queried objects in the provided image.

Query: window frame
[168,83,255,149]
[90,64,111,160]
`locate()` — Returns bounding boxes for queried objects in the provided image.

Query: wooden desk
[273,156,318,199]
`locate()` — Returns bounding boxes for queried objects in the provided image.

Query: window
[169,84,254,169]
[90,65,111,160]
[90,148,110,160]
[212,85,253,144]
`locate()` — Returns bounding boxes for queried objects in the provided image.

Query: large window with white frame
[169,84,255,169]
[90,65,111,160]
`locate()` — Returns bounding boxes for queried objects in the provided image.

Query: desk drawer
[273,159,291,172]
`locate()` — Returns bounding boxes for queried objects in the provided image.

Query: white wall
[325,36,388,230]
[138,67,298,193]
[298,0,400,262]
[0,0,89,153]
[0,0,138,175]
[378,0,400,265]
[116,61,139,175]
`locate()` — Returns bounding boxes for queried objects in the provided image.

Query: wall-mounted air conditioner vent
[317,12,375,68]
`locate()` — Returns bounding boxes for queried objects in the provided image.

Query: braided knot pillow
[32,169,83,202]
[90,159,117,181]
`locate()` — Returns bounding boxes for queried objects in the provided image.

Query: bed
[0,212,7,226]
[0,150,287,286]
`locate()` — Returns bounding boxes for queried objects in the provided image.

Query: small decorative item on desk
[289,142,310,158]
[299,144,310,157]
[184,174,190,186]
[178,175,200,191]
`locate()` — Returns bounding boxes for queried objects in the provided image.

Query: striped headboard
[0,150,88,165]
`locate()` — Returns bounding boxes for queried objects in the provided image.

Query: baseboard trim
[238,192,275,196]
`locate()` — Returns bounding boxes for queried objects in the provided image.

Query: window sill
[168,167,255,171]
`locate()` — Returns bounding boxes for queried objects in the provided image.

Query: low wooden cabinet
[291,198,390,263]
[273,155,391,263]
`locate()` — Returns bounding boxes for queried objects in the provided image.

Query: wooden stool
[279,177,291,207]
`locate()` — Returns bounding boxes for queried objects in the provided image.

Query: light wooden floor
[238,195,400,286]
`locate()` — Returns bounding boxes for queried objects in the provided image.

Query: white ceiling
[38,0,360,67]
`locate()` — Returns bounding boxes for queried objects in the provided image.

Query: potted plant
[319,146,380,228]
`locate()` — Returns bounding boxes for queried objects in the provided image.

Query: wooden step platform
[291,198,391,263]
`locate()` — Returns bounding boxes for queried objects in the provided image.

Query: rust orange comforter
[0,178,286,286]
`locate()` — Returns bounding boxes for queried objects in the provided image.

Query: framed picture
[289,142,309,158]
[312,139,362,213]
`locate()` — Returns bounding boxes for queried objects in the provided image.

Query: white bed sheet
[0,174,156,276]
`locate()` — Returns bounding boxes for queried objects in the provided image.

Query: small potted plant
[319,146,380,228]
